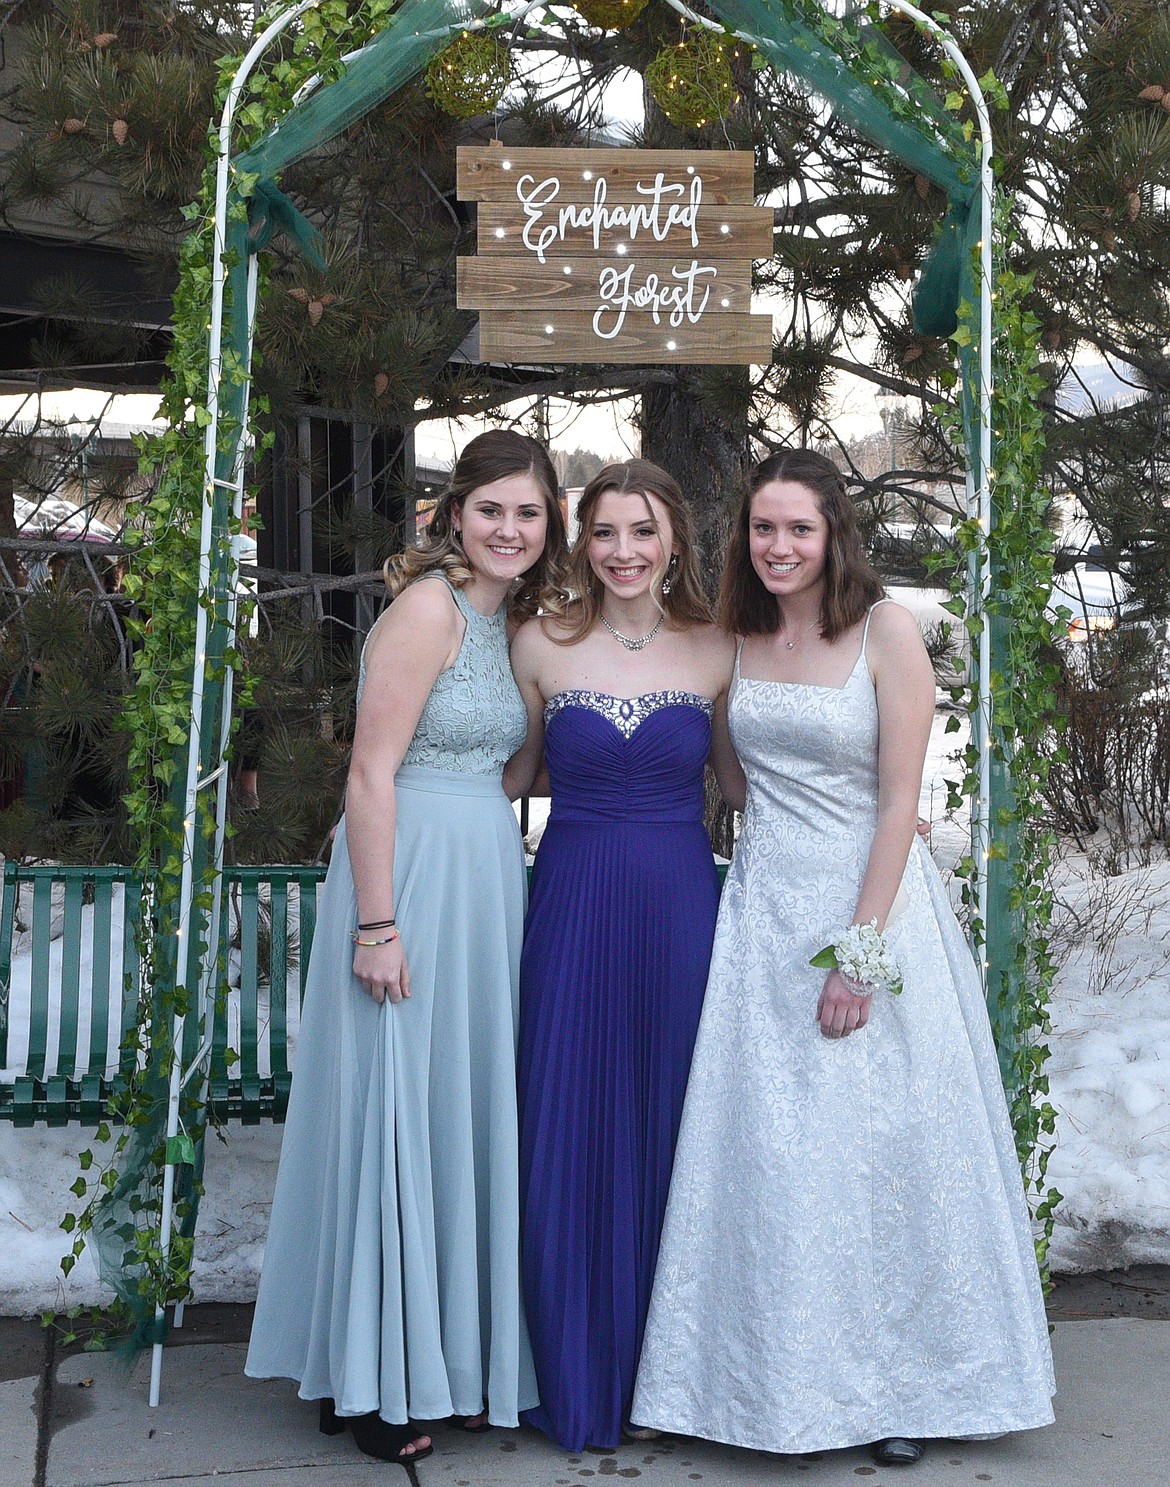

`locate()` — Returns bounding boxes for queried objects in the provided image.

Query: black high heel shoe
[319,1398,434,1465]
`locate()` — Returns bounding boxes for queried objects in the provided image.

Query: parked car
[1047,561,1133,643]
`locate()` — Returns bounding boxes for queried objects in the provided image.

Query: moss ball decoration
[645,31,739,131]
[425,33,512,120]
[570,0,652,29]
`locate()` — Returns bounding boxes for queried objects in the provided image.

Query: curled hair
[719,449,884,640]
[554,458,713,645]
[385,429,568,621]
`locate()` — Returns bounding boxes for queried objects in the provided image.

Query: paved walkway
[2,1273,1168,1487]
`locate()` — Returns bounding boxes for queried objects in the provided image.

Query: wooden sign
[456,145,773,366]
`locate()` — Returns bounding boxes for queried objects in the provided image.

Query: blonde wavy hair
[385,429,568,621]
[553,459,713,645]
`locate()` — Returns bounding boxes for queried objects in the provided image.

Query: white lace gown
[631,611,1055,1453]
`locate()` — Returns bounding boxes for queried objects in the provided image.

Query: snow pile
[1046,851,1170,1272]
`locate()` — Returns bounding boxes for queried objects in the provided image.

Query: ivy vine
[929,202,1063,1273]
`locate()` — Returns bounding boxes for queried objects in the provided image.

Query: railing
[0,863,327,1126]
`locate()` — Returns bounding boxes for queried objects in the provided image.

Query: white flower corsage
[810,919,903,996]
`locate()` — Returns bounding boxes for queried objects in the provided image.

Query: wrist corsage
[810,919,903,996]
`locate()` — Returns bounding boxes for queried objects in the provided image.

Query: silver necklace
[601,612,663,652]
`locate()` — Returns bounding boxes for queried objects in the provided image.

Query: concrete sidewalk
[3,1274,1168,1487]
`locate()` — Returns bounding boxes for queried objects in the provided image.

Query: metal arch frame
[154,0,995,1407]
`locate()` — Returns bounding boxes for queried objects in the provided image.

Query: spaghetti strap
[734,636,745,681]
[860,597,893,658]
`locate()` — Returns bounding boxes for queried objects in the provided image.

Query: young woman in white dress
[631,449,1055,1467]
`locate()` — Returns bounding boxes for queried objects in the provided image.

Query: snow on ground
[2,708,1168,1313]
[1046,849,1170,1272]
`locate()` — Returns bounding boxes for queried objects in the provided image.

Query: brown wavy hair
[385,429,568,621]
[554,458,713,645]
[719,449,884,640]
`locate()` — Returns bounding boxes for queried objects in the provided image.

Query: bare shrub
[1044,632,1170,850]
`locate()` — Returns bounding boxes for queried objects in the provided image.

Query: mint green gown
[246,576,538,1426]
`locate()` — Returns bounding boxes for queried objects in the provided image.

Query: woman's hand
[353,938,411,1004]
[816,969,872,1039]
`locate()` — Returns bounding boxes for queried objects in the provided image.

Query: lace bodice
[358,575,528,776]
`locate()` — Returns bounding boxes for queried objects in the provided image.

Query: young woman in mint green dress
[246,431,567,1465]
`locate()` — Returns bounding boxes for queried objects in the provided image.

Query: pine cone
[94,32,117,48]
[307,300,324,326]
[62,118,86,135]
[1138,84,1165,102]
[112,119,129,146]
[373,372,389,398]
[286,287,309,303]
[914,174,931,201]
[1127,191,1141,222]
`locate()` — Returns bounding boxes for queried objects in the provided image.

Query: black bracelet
[358,918,396,931]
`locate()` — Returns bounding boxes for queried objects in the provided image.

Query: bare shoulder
[365,576,459,661]
[868,597,926,652]
[689,621,737,663]
[867,598,933,694]
[516,611,574,650]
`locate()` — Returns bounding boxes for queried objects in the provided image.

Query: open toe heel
[318,1400,433,1465]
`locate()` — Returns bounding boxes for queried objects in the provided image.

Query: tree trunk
[638,371,750,592]
[639,372,750,859]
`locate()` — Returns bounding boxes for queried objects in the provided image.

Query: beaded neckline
[544,688,714,740]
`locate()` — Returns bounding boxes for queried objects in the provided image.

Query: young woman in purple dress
[505,459,740,1453]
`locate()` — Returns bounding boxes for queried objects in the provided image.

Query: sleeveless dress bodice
[732,647,879,877]
[357,576,527,776]
[542,690,714,824]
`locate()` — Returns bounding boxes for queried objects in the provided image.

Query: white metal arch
[154,0,995,1405]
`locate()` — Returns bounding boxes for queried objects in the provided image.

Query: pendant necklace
[602,613,663,652]
[783,619,819,650]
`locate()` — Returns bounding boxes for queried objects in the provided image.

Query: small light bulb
[720,298,730,307]
[616,243,628,255]
[563,265,572,275]
[667,339,677,351]
[495,227,506,239]
[583,170,593,181]
[545,324,554,335]
[502,160,512,170]
[720,224,730,235]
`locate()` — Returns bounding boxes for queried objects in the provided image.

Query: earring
[662,555,678,597]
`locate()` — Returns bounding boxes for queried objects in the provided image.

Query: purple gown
[518,689,720,1452]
